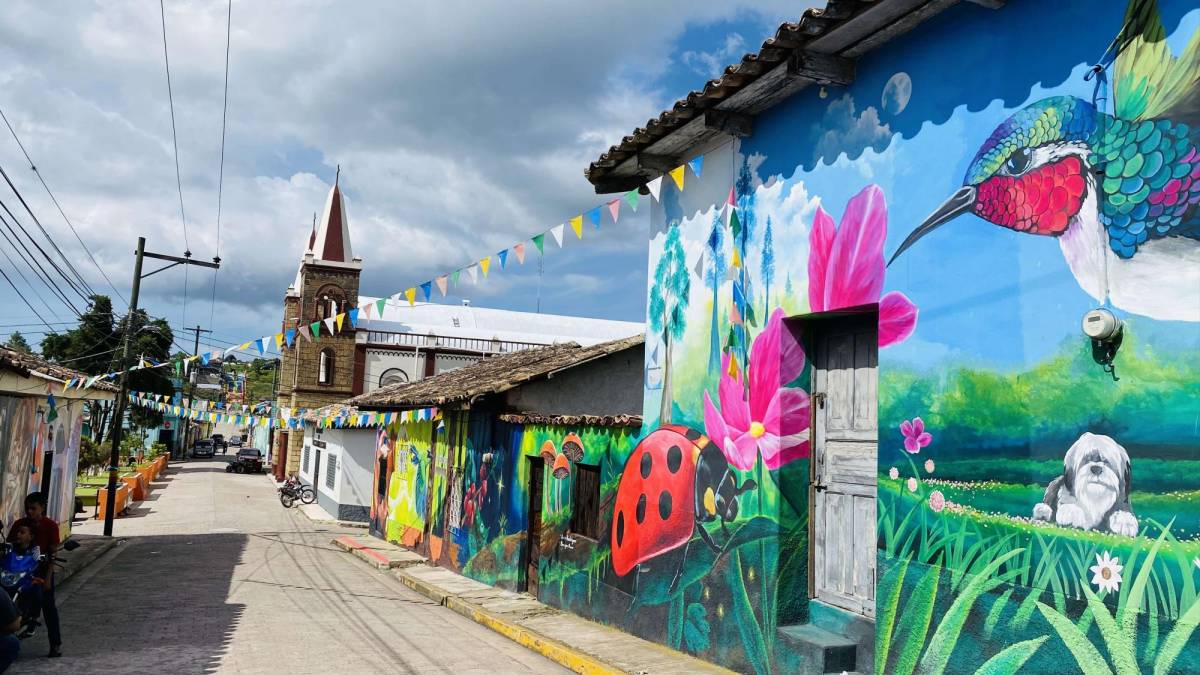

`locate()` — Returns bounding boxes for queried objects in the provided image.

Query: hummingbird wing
[1112,0,1200,124]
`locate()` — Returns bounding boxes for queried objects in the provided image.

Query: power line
[0,104,127,305]
[0,239,61,319]
[0,264,53,330]
[0,163,97,297]
[0,206,84,315]
[158,0,189,255]
[209,0,232,330]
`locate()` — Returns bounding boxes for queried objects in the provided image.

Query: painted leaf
[874,556,910,673]
[1082,586,1137,675]
[726,550,769,675]
[683,602,712,653]
[1036,601,1114,675]
[972,637,1049,675]
[983,588,1014,641]
[1154,594,1200,675]
[890,564,940,675]
[1120,524,1170,634]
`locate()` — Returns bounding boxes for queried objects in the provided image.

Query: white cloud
[681,33,746,78]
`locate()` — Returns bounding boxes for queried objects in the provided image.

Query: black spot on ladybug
[636,493,647,524]
[684,428,703,442]
[640,451,652,479]
[667,445,682,473]
[616,511,625,546]
[658,490,673,520]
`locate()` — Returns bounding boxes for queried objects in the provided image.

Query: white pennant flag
[550,224,565,248]
[258,336,272,354]
[466,264,478,283]
[324,316,336,335]
[646,176,663,201]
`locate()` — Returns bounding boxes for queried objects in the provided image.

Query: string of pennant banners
[58,154,707,392]
[126,390,439,430]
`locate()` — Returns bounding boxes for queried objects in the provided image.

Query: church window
[318,348,335,385]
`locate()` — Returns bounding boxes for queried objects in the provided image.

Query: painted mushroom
[540,440,557,464]
[552,453,571,479]
[561,432,585,463]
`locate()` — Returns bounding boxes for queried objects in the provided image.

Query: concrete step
[777,623,858,674]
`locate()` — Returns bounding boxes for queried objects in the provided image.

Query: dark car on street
[192,439,215,458]
[226,447,264,474]
[229,434,243,447]
[211,433,226,449]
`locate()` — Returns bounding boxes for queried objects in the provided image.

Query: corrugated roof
[584,0,966,192]
[0,346,119,393]
[348,333,644,409]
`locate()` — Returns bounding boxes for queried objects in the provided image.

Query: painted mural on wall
[626,0,1200,672]
[371,419,435,547]
[0,394,82,537]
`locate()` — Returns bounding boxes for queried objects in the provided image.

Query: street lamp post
[103,237,219,537]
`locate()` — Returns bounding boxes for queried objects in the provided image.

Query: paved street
[13,459,567,674]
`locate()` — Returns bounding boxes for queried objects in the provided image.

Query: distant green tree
[761,215,775,316]
[4,331,32,353]
[649,221,690,423]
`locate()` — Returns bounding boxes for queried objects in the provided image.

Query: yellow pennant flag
[479,256,491,277]
[239,342,251,351]
[569,215,583,238]
[335,312,345,331]
[727,356,739,379]
[669,165,685,190]
[731,247,742,268]
[405,287,416,305]
[275,333,284,350]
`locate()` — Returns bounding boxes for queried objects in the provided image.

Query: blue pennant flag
[587,207,602,229]
[200,353,210,366]
[285,329,297,348]
[497,250,508,269]
[420,281,432,302]
[688,155,704,178]
[348,308,360,328]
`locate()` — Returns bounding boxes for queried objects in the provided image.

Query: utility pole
[104,237,219,537]
[178,325,212,458]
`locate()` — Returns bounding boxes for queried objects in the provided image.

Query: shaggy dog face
[1032,432,1137,537]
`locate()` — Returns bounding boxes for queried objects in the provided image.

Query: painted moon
[882,72,912,115]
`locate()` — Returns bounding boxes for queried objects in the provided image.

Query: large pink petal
[765,435,810,469]
[900,419,913,437]
[717,360,751,435]
[879,291,918,347]
[703,391,735,458]
[728,432,760,471]
[912,417,925,436]
[808,205,836,312]
[772,387,810,450]
[748,310,783,421]
[825,185,887,310]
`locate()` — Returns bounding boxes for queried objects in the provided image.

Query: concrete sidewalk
[332,534,733,675]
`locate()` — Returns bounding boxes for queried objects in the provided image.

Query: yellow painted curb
[458,603,622,675]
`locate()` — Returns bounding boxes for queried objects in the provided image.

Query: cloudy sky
[0,1,802,355]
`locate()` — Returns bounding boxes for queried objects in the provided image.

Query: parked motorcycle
[0,543,45,636]
[278,476,316,508]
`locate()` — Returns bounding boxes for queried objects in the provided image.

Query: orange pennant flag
[513,243,526,264]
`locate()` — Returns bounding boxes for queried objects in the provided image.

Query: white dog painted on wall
[1032,432,1138,537]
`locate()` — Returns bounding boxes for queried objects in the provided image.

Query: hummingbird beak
[887,185,976,266]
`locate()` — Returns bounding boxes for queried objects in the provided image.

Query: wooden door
[811,315,878,617]
[525,458,544,596]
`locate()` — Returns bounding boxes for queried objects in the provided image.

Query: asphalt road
[12,458,567,674]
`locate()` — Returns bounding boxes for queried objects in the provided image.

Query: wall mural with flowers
[624,0,1200,672]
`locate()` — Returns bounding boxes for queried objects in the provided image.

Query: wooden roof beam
[703,109,755,138]
[787,50,855,87]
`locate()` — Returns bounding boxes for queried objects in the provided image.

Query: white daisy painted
[1090,552,1124,593]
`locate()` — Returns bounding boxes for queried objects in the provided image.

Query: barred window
[302,445,311,473]
[326,455,337,489]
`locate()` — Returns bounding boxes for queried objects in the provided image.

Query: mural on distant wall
[371,419,434,547]
[0,396,37,529]
[0,394,82,536]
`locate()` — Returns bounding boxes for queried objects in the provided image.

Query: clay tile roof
[585,0,957,192]
[0,346,119,393]
[497,412,643,428]
[348,333,644,410]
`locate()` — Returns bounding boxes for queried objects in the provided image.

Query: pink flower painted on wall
[808,185,918,347]
[928,490,945,513]
[901,417,932,453]
[703,308,809,471]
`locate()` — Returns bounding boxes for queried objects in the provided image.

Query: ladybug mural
[611,424,756,592]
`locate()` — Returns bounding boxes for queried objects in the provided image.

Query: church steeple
[313,166,353,263]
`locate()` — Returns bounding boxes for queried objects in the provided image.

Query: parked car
[226,448,264,474]
[191,439,215,458]
[211,433,226,449]
[228,434,243,447]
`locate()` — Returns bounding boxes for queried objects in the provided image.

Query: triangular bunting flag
[646,176,663,201]
[688,155,704,178]
[466,264,478,283]
[479,256,491,277]
[274,334,285,351]
[201,353,210,366]
[310,321,321,339]
[569,215,583,238]
[239,342,252,352]
[375,297,387,318]
[668,165,685,191]
[451,269,461,286]
[435,276,448,297]
[497,249,508,269]
[551,224,565,247]
[258,337,270,354]
[513,243,525,264]
[420,281,432,302]
[405,287,416,306]
[624,189,639,212]
[732,247,742,268]
[324,316,336,335]
[360,302,373,320]
[348,308,360,328]
[335,313,345,331]
[285,328,297,348]
[532,234,545,254]
[587,207,601,229]
[607,199,621,223]
[727,186,736,206]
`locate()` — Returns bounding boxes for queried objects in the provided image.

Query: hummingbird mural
[891,0,1200,322]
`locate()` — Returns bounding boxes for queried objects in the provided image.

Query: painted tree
[648,221,690,423]
[761,215,775,316]
[4,331,32,354]
[705,210,726,374]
